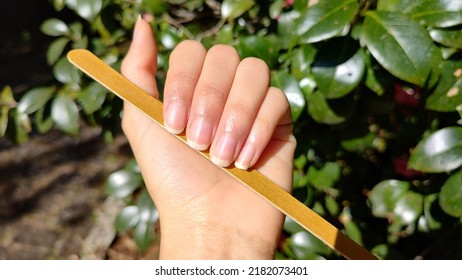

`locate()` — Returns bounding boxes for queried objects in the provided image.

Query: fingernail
[142,13,155,22]
[211,133,238,167]
[187,118,213,151]
[235,143,256,170]
[164,102,187,134]
[133,17,143,40]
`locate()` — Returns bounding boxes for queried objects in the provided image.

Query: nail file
[67,49,377,260]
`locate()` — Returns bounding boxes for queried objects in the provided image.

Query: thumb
[121,16,158,98]
[121,15,160,143]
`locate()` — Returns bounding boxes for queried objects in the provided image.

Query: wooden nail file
[67,49,377,260]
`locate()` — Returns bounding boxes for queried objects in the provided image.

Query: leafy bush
[2,0,462,259]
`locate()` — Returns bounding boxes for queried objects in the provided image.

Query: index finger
[163,40,207,134]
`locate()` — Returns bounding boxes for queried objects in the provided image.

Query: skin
[120,17,297,259]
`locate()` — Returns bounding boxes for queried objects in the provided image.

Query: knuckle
[167,71,197,96]
[196,83,227,102]
[228,103,254,121]
[254,116,273,135]
[221,103,255,136]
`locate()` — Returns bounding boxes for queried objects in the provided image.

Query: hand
[121,17,296,259]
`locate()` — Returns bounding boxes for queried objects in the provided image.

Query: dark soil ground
[0,1,159,260]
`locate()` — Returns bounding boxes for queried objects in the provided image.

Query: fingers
[164,44,292,170]
[121,18,293,171]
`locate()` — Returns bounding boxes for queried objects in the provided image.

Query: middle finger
[186,45,241,150]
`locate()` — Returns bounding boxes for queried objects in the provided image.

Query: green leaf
[430,28,462,50]
[369,180,410,218]
[271,71,306,122]
[237,35,280,68]
[379,0,462,28]
[137,190,158,224]
[426,60,462,112]
[134,190,158,251]
[364,52,394,96]
[14,112,30,144]
[0,106,9,137]
[51,94,79,136]
[340,208,363,245]
[289,231,331,258]
[141,0,167,15]
[325,196,339,216]
[420,194,445,231]
[79,82,107,114]
[305,91,346,125]
[52,0,66,11]
[40,18,69,36]
[47,38,69,65]
[221,0,255,20]
[312,40,365,99]
[278,10,300,49]
[0,86,15,136]
[293,0,308,12]
[0,85,15,106]
[68,0,103,22]
[160,25,181,50]
[341,132,375,153]
[212,24,234,45]
[105,169,143,198]
[308,162,341,191]
[17,87,55,114]
[34,106,54,134]
[53,57,81,84]
[283,217,305,235]
[439,169,462,217]
[409,127,462,173]
[133,218,154,252]
[394,191,424,225]
[115,206,140,232]
[269,0,285,19]
[290,44,317,80]
[426,45,443,90]
[124,159,141,174]
[362,11,433,87]
[371,244,404,260]
[69,22,83,41]
[295,0,359,43]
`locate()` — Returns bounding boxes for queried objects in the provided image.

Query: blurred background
[1,0,462,260]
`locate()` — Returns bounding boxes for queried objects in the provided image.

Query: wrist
[158,217,277,260]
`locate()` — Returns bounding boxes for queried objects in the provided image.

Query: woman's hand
[121,17,296,259]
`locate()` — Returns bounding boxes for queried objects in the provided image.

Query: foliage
[105,159,159,251]
[2,0,462,259]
